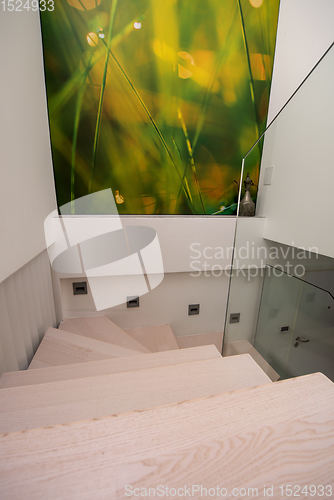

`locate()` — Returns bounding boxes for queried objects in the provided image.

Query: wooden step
[0,345,220,388]
[0,354,271,433]
[124,324,179,352]
[177,331,223,352]
[28,328,146,369]
[0,373,333,498]
[223,340,280,381]
[59,316,150,353]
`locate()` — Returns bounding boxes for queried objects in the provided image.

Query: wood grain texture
[28,328,145,369]
[124,324,179,352]
[177,331,223,352]
[0,354,271,433]
[116,409,334,500]
[0,345,221,388]
[59,316,150,353]
[0,374,333,499]
[223,340,280,381]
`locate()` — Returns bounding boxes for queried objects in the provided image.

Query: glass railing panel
[254,266,334,381]
[288,278,334,380]
[223,42,334,369]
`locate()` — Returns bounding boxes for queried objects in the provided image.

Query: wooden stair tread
[124,324,179,352]
[0,345,221,388]
[28,328,145,369]
[0,373,333,498]
[59,316,150,353]
[177,331,223,352]
[0,354,271,433]
[223,340,280,381]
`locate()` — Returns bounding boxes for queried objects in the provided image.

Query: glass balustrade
[223,42,334,383]
[254,266,334,381]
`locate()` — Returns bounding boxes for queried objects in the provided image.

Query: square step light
[188,304,200,315]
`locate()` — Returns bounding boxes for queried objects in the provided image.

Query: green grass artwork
[40,0,280,215]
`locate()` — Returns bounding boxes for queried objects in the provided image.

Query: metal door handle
[295,336,309,343]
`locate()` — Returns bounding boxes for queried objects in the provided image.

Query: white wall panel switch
[264,166,274,185]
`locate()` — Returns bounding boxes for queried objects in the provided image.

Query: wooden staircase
[0,316,333,498]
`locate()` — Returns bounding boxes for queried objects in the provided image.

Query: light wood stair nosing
[0,345,221,388]
[0,373,333,499]
[0,354,272,433]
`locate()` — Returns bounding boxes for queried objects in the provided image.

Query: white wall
[60,271,228,337]
[255,0,334,259]
[267,0,334,122]
[121,217,236,274]
[0,10,57,283]
[53,216,236,277]
[52,215,236,335]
